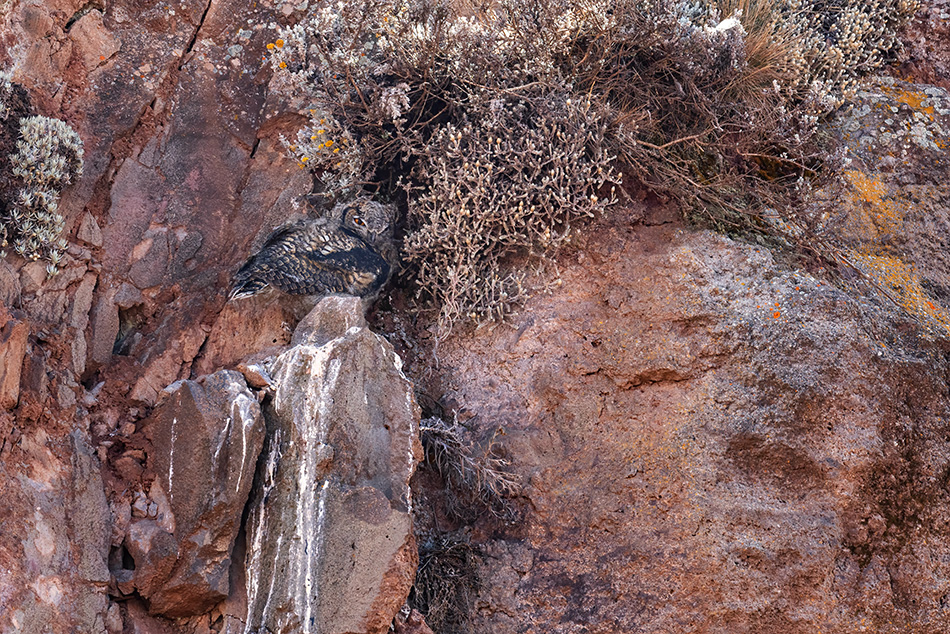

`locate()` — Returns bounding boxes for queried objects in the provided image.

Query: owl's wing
[304,242,391,297]
[230,221,316,298]
[230,219,392,299]
[258,219,310,250]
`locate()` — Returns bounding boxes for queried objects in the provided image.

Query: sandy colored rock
[76,212,104,248]
[393,610,436,634]
[19,261,46,294]
[0,429,111,634]
[69,272,98,376]
[240,297,422,634]
[291,294,368,347]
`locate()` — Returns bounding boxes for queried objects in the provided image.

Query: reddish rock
[0,306,28,409]
[125,519,179,598]
[87,282,119,369]
[68,10,120,72]
[0,261,19,307]
[0,0,948,632]
[0,429,111,634]
[133,370,265,617]
[193,292,316,376]
[428,209,950,633]
[898,0,950,89]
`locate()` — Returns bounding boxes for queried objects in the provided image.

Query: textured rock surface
[0,0,312,625]
[899,0,950,88]
[0,305,28,409]
[809,78,950,337]
[427,207,950,633]
[0,429,111,634]
[119,370,264,617]
[235,297,422,634]
[0,0,948,632]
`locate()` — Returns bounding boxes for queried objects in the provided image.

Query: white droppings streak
[259,345,344,634]
[231,393,257,495]
[315,356,342,442]
[405,387,418,512]
[260,534,282,628]
[168,416,178,504]
[247,330,415,634]
[295,348,341,634]
[213,416,232,469]
[304,479,330,633]
[244,428,282,634]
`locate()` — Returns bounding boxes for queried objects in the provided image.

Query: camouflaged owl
[230,197,396,301]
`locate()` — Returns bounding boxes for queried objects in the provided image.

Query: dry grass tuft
[420,415,519,520]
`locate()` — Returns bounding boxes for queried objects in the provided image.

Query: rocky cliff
[1,0,950,633]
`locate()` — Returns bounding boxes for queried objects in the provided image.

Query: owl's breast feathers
[229,221,391,299]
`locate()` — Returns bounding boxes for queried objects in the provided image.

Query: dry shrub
[409,533,480,634]
[0,72,83,275]
[419,416,519,521]
[267,0,918,333]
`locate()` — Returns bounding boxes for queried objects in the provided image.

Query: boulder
[131,370,264,617]
[240,296,422,634]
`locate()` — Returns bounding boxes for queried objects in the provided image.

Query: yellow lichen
[841,169,903,239]
[847,251,950,336]
[887,86,936,116]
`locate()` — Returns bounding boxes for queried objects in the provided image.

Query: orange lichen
[841,169,904,239]
[847,251,950,336]
[889,86,936,116]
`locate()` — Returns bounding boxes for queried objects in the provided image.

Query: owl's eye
[352,216,365,227]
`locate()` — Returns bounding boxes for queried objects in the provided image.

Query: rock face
[119,370,264,617]
[0,0,949,632]
[0,0,317,626]
[237,296,422,634]
[431,206,950,633]
[419,79,950,634]
[0,429,111,634]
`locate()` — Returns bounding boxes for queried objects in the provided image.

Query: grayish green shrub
[266,0,918,332]
[0,84,84,276]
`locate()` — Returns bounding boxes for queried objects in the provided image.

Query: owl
[229,197,397,301]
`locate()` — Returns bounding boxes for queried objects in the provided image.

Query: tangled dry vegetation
[268,0,918,333]
[419,415,520,521]
[409,532,481,634]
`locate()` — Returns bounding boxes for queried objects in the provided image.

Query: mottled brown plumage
[230,198,396,300]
